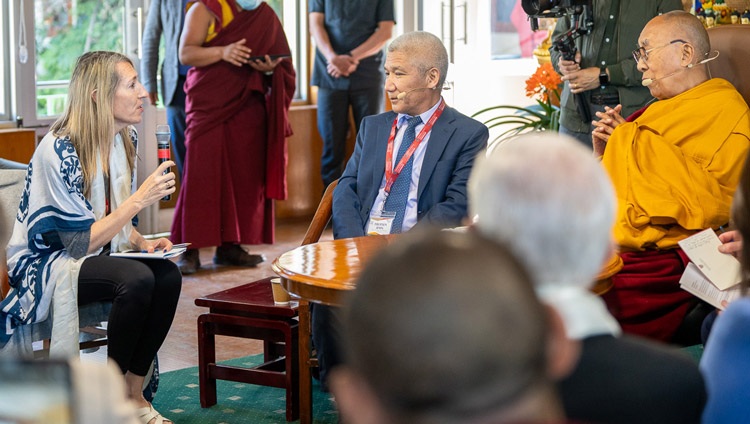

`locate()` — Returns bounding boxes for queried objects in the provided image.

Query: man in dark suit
[314,31,488,390]
[469,133,706,424]
[332,31,488,238]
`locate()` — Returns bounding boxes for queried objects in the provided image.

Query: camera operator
[550,0,683,147]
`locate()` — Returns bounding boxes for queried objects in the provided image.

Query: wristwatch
[599,67,609,86]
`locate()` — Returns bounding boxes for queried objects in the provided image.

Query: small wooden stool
[195,278,299,421]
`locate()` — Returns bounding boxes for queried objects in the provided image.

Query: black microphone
[396,86,437,100]
[642,50,720,87]
[155,124,171,201]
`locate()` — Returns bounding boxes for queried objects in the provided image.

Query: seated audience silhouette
[330,230,579,424]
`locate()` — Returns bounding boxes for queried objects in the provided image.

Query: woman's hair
[734,153,750,293]
[50,51,136,198]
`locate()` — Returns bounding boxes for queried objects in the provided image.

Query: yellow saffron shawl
[598,78,750,280]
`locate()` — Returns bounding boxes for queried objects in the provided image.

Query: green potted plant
[472,62,562,146]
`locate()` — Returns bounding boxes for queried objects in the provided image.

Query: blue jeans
[167,75,188,175]
[318,86,383,187]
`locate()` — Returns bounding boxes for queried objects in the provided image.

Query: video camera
[521,0,593,61]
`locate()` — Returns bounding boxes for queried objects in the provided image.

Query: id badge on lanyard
[367,210,396,235]
[366,100,446,235]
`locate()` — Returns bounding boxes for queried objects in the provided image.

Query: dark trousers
[167,75,188,175]
[310,303,342,390]
[559,101,614,148]
[78,256,182,376]
[318,86,383,186]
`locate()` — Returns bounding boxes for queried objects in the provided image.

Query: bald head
[655,11,711,59]
[637,11,711,99]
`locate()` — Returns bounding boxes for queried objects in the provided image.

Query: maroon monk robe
[171,1,295,248]
[601,249,696,342]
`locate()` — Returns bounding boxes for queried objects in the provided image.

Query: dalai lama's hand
[592,105,624,156]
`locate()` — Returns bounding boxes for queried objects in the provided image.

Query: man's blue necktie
[383,115,422,234]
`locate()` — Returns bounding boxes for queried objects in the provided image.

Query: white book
[679,262,742,310]
[677,228,741,290]
[110,243,188,259]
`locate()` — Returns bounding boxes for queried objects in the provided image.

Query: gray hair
[388,31,449,89]
[469,133,616,289]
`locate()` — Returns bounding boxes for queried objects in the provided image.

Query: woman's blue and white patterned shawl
[1,127,137,357]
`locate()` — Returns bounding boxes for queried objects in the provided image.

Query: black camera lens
[522,0,558,15]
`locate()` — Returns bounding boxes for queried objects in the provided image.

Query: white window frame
[0,0,11,123]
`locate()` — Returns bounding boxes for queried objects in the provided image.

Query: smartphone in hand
[248,53,291,62]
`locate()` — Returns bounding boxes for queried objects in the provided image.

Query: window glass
[34,0,124,117]
[33,0,303,119]
[491,0,551,59]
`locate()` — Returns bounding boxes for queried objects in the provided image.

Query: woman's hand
[221,38,253,67]
[248,55,285,74]
[592,105,624,156]
[131,161,176,210]
[138,237,174,253]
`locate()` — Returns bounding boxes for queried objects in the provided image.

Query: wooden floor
[83,217,331,373]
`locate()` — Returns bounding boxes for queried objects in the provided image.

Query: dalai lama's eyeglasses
[632,39,687,63]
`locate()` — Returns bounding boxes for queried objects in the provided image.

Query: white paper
[679,262,742,310]
[110,246,186,259]
[677,228,741,290]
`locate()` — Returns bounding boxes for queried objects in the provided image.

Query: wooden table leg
[197,314,217,407]
[298,299,312,424]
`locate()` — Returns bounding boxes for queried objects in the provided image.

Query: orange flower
[525,62,562,103]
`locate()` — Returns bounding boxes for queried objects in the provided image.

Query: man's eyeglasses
[632,39,687,63]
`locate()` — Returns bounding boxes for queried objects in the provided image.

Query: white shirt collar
[536,285,622,340]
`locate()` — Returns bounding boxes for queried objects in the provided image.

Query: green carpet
[152,355,338,423]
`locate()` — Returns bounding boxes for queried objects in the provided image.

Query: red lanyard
[384,99,446,194]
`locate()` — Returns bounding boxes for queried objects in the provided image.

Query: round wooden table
[271,234,396,424]
[272,234,397,306]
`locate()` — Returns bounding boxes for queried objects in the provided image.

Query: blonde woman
[1,51,180,424]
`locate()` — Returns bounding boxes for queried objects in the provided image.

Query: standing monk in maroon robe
[173,0,295,274]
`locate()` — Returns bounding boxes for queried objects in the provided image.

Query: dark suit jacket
[560,334,706,424]
[332,105,488,239]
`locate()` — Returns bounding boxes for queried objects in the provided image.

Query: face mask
[236,0,261,10]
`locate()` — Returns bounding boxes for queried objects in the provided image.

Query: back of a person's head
[340,230,552,424]
[469,133,616,289]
